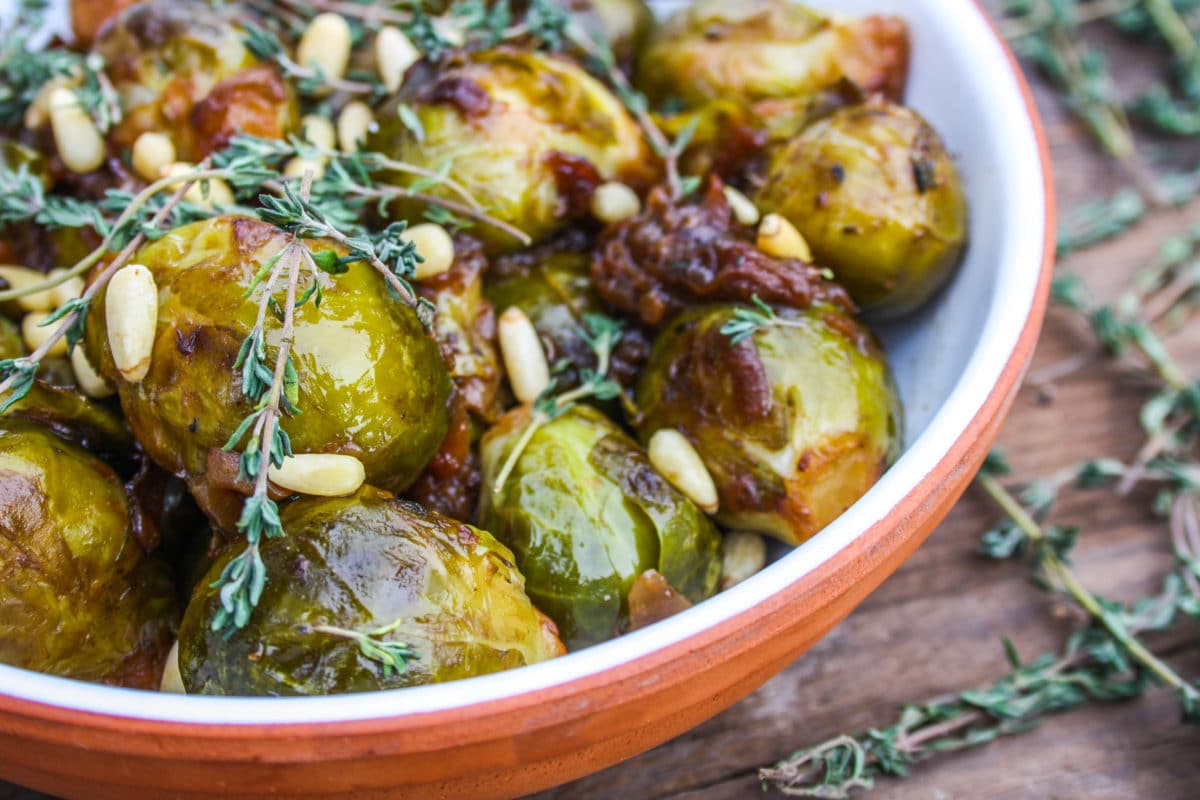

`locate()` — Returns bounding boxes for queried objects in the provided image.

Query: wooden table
[5,4,1200,800]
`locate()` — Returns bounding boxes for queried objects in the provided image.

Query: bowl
[0,1,1053,797]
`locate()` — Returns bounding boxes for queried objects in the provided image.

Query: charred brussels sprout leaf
[754,101,968,317]
[635,0,909,109]
[0,418,177,688]
[370,49,652,251]
[480,405,722,650]
[83,215,452,496]
[636,303,901,547]
[179,489,564,695]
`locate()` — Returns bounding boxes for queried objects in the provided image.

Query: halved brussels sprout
[636,303,901,546]
[371,49,652,251]
[754,101,968,317]
[83,215,452,498]
[635,0,909,108]
[0,418,177,688]
[480,404,722,649]
[179,488,564,695]
[94,0,298,160]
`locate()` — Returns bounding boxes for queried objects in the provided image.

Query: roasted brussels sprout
[480,405,722,649]
[371,49,652,251]
[0,418,177,687]
[94,0,298,160]
[754,101,968,316]
[636,303,900,546]
[179,488,564,695]
[635,0,909,109]
[83,215,452,498]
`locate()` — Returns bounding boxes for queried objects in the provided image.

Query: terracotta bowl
[0,1,1054,797]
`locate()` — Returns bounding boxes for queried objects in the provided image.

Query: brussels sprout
[480,404,722,649]
[4,380,133,460]
[754,101,968,316]
[635,0,909,109]
[0,418,177,687]
[83,215,452,497]
[636,303,901,547]
[94,0,298,160]
[179,488,564,695]
[371,49,652,251]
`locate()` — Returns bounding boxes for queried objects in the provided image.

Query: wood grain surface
[5,3,1200,800]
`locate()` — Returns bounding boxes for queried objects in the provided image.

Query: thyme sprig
[243,24,384,98]
[721,295,810,345]
[305,619,419,677]
[491,314,623,496]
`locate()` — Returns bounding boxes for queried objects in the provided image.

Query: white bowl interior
[0,0,1045,723]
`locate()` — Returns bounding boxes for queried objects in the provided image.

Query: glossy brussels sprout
[635,0,908,108]
[636,303,901,547]
[754,101,968,316]
[0,418,177,687]
[83,215,452,498]
[371,49,651,251]
[179,488,564,695]
[95,0,298,160]
[480,405,722,649]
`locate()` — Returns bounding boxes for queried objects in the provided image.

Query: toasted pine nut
[268,453,366,497]
[376,25,421,93]
[648,429,719,514]
[723,185,760,226]
[106,263,158,383]
[337,101,375,153]
[405,223,456,280]
[47,268,84,307]
[0,265,57,312]
[71,346,114,399]
[162,162,235,208]
[21,312,68,357]
[300,114,337,151]
[721,531,767,590]
[25,77,74,130]
[498,307,550,405]
[757,213,813,262]
[284,156,327,181]
[160,641,185,694]
[48,87,105,174]
[131,132,176,182]
[591,182,641,224]
[298,13,353,84]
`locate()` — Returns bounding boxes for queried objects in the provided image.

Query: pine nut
[48,268,84,307]
[591,182,641,224]
[25,77,74,130]
[160,641,185,694]
[405,223,456,280]
[284,156,327,181]
[721,531,767,590]
[162,162,235,207]
[300,114,337,151]
[0,266,57,312]
[757,213,813,262]
[106,263,158,383]
[337,101,375,153]
[21,311,68,357]
[498,307,550,405]
[71,346,114,399]
[131,132,176,182]
[268,453,366,497]
[376,25,420,93]
[298,13,352,84]
[648,429,719,514]
[723,185,760,226]
[48,87,105,174]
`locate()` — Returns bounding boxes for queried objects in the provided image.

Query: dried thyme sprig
[303,619,420,677]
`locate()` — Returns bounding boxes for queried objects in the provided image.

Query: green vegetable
[179,488,564,695]
[480,404,722,650]
[636,303,900,546]
[0,418,176,688]
[755,101,968,317]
